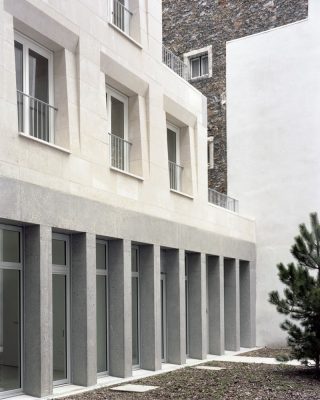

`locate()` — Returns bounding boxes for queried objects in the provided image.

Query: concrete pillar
[24,225,52,397]
[139,244,161,371]
[188,253,207,360]
[224,258,240,351]
[166,249,186,365]
[207,255,225,355]
[71,233,96,387]
[240,260,256,348]
[108,239,132,378]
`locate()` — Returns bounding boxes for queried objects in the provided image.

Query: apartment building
[162,0,312,347]
[0,0,255,398]
[162,0,308,193]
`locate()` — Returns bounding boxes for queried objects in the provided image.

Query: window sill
[110,166,144,181]
[18,132,71,154]
[170,189,194,200]
[108,22,143,49]
[189,74,211,82]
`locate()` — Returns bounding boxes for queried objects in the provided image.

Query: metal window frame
[96,240,109,377]
[185,254,189,357]
[0,225,23,398]
[14,31,54,142]
[166,122,180,165]
[190,54,209,79]
[52,233,71,387]
[106,84,129,141]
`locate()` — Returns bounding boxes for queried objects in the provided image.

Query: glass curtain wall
[0,227,22,394]
[131,246,140,367]
[96,241,108,374]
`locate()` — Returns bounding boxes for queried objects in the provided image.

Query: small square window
[190,54,209,79]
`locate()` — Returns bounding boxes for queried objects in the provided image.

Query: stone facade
[162,0,308,193]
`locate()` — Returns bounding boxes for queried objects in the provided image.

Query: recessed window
[167,122,182,191]
[14,32,55,143]
[183,46,212,80]
[106,85,130,172]
[208,136,214,170]
[190,54,209,79]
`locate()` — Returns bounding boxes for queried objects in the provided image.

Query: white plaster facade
[227,0,319,345]
[0,0,256,397]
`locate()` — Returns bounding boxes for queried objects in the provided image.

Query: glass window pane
[201,55,209,75]
[96,276,107,373]
[3,230,20,263]
[14,41,23,92]
[96,243,107,270]
[52,239,66,266]
[191,58,200,78]
[0,269,21,392]
[28,49,49,103]
[167,128,177,163]
[131,247,138,273]
[132,277,139,366]
[111,96,125,138]
[52,274,67,382]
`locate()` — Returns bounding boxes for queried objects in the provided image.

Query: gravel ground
[62,362,320,400]
[238,347,291,359]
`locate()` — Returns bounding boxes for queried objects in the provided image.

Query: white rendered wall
[227,0,320,345]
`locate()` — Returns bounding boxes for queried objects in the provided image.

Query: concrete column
[166,249,186,365]
[71,233,96,387]
[240,260,256,348]
[24,225,52,397]
[224,258,240,351]
[207,255,225,355]
[108,239,132,377]
[188,253,207,360]
[139,245,161,371]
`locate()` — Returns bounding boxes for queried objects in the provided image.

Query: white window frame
[183,45,212,80]
[190,54,208,78]
[96,240,109,377]
[208,136,214,170]
[14,31,54,142]
[0,225,23,398]
[106,84,129,140]
[166,122,180,165]
[52,233,71,387]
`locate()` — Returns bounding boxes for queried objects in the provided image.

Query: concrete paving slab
[110,384,158,393]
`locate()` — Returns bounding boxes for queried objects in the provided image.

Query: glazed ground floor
[0,177,256,398]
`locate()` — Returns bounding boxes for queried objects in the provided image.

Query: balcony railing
[17,90,57,143]
[112,0,132,35]
[109,132,131,171]
[169,160,183,191]
[162,45,189,81]
[208,188,239,213]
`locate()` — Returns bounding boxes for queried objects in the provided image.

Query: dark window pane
[167,128,177,163]
[28,49,49,102]
[96,243,107,270]
[14,41,23,92]
[96,275,108,372]
[52,239,66,266]
[132,277,139,366]
[191,58,200,78]
[202,55,209,75]
[3,230,20,263]
[0,269,21,391]
[111,96,124,138]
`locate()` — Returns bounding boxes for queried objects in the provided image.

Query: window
[14,32,55,143]
[131,245,140,367]
[167,122,182,191]
[190,54,208,79]
[106,85,130,171]
[208,136,214,170]
[96,241,108,375]
[183,46,212,80]
[0,226,22,395]
[112,0,132,35]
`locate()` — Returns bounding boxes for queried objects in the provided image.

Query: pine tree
[269,212,320,373]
